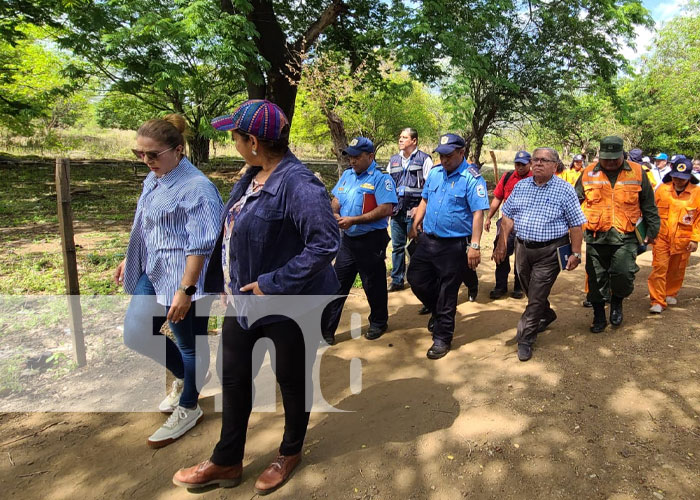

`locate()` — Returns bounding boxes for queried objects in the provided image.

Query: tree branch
[293,0,345,53]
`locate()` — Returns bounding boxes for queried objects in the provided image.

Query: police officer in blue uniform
[387,128,433,294]
[407,133,490,359]
[322,137,398,344]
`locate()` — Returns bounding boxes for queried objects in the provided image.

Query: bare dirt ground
[1,242,699,500]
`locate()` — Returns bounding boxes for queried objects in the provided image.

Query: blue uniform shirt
[421,160,489,238]
[332,161,398,237]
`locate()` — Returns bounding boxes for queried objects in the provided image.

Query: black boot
[610,296,623,327]
[590,302,607,333]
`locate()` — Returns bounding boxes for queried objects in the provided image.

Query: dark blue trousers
[323,229,390,337]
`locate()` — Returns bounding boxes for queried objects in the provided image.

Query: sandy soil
[1,242,699,500]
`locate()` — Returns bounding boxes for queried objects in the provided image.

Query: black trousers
[407,233,468,345]
[493,218,521,292]
[211,315,314,465]
[462,235,479,291]
[323,229,390,337]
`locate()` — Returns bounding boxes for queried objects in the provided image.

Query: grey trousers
[514,236,567,346]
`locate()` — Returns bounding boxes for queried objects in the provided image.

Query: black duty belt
[517,235,568,249]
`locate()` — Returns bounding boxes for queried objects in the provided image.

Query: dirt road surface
[1,245,699,499]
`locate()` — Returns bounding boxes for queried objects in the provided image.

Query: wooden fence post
[55,158,86,367]
[489,151,499,182]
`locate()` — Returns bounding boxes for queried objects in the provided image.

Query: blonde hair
[137,114,188,149]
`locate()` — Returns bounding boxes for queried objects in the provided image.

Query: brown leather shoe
[253,453,301,495]
[172,459,242,489]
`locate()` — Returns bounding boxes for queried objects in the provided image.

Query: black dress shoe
[610,298,623,326]
[418,305,431,315]
[387,283,404,292]
[536,311,557,333]
[582,299,592,308]
[590,319,607,333]
[322,334,335,346]
[426,342,450,359]
[427,316,435,333]
[468,288,478,302]
[489,288,507,300]
[365,324,387,340]
[511,289,524,299]
[517,344,532,362]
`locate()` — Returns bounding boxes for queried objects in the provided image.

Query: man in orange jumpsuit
[648,156,700,313]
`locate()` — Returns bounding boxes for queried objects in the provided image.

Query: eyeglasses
[131,146,175,161]
[531,157,557,164]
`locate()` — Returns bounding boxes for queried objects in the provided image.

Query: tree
[626,2,700,154]
[95,90,158,131]
[219,0,346,123]
[52,0,258,164]
[0,25,88,135]
[393,0,652,164]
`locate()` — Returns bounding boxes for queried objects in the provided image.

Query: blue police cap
[343,137,375,156]
[514,151,531,164]
[433,133,466,154]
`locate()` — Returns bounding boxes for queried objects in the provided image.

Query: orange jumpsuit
[648,182,700,307]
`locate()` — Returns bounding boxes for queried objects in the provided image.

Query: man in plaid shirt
[493,147,586,361]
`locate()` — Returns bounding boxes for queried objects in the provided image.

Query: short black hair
[401,128,418,141]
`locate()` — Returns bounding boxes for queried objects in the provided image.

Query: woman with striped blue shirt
[114,114,223,448]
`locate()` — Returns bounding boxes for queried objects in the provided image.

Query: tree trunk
[472,134,485,167]
[188,133,210,166]
[325,109,349,177]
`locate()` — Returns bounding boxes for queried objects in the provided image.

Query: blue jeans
[390,211,413,285]
[123,273,211,408]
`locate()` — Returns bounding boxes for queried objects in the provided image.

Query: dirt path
[1,245,699,499]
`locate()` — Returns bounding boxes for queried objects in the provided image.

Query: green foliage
[95,91,156,131]
[393,0,652,162]
[626,2,700,154]
[53,0,258,163]
[0,25,90,135]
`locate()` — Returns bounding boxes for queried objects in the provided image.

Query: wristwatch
[469,242,481,250]
[572,252,582,259]
[178,284,197,296]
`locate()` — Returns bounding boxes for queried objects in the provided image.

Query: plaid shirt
[502,175,586,242]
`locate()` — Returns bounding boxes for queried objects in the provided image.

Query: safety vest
[388,149,432,213]
[581,161,644,235]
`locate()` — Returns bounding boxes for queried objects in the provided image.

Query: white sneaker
[147,405,203,448]
[159,378,184,412]
[649,304,664,314]
[158,371,212,413]
[665,296,677,305]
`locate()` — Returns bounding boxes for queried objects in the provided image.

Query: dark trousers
[407,234,468,345]
[493,218,521,292]
[211,315,314,465]
[514,236,567,346]
[585,241,639,303]
[323,229,390,337]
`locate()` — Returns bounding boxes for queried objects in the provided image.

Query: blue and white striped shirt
[123,156,224,305]
[502,175,586,242]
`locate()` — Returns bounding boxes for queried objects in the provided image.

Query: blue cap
[342,137,375,156]
[514,151,531,164]
[433,133,466,154]
[664,155,698,184]
[654,153,668,161]
[628,148,643,163]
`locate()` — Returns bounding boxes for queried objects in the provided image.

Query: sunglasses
[131,146,175,161]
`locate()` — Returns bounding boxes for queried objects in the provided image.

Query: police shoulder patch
[467,166,482,178]
[385,178,393,191]
[476,184,486,198]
